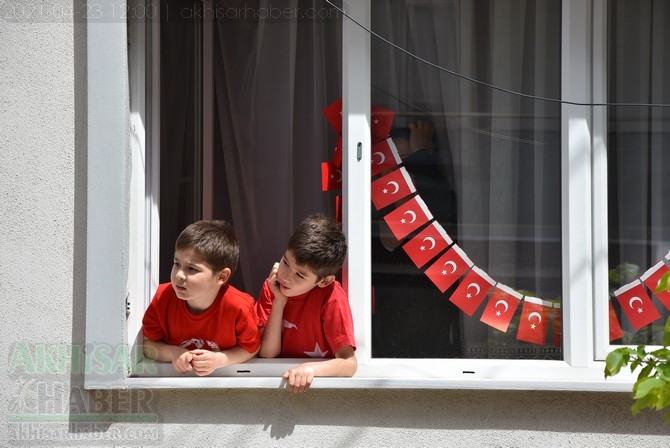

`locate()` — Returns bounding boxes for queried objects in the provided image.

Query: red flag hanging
[479,284,523,333]
[402,221,453,269]
[613,280,661,331]
[371,138,402,177]
[322,97,342,134]
[371,167,416,211]
[608,300,624,341]
[641,260,670,311]
[371,105,395,142]
[383,196,433,241]
[516,296,550,345]
[424,244,473,293]
[321,161,342,191]
[449,266,495,316]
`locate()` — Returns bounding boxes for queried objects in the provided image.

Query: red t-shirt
[143,282,260,353]
[255,280,356,358]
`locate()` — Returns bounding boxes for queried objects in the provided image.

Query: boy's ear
[217,268,232,284]
[317,275,335,288]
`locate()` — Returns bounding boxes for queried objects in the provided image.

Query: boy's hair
[175,220,239,274]
[287,214,347,280]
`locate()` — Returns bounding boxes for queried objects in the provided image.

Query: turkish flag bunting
[322,97,342,134]
[641,260,670,311]
[332,136,342,167]
[321,161,342,191]
[553,303,562,347]
[613,280,661,331]
[609,300,624,341]
[402,221,453,269]
[383,196,433,241]
[371,105,395,142]
[371,167,416,211]
[479,284,523,333]
[516,297,550,345]
[424,244,473,293]
[371,138,402,177]
[449,266,495,316]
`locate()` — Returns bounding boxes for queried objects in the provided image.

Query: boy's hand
[189,349,224,376]
[172,350,194,373]
[282,365,316,393]
[267,262,282,297]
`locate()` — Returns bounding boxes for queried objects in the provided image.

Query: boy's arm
[258,265,287,358]
[143,338,194,373]
[282,345,357,393]
[258,290,287,358]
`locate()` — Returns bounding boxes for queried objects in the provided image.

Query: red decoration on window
[449,266,495,316]
[479,284,522,332]
[613,280,661,331]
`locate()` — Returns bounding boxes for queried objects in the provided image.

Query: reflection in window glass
[608,0,670,345]
[370,0,562,359]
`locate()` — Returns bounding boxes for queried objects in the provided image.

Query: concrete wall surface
[1,6,669,448]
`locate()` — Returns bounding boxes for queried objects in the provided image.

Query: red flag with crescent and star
[479,284,523,332]
[371,167,416,210]
[321,161,342,191]
[322,97,342,134]
[383,196,432,241]
[424,244,473,293]
[371,138,402,177]
[609,300,624,341]
[613,280,661,331]
[448,265,495,316]
[371,105,395,142]
[641,260,670,311]
[402,221,453,269]
[516,296,550,345]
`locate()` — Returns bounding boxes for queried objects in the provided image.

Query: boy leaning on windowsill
[142,220,260,376]
[255,213,357,392]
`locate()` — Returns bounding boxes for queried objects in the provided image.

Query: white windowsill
[124,358,635,392]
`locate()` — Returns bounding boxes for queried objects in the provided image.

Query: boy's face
[275,250,324,298]
[171,247,227,310]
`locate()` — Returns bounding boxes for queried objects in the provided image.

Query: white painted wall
[1,7,669,448]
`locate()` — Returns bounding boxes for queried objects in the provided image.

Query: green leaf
[631,392,658,416]
[637,364,655,382]
[655,271,670,294]
[605,349,629,377]
[664,317,670,348]
[633,377,666,400]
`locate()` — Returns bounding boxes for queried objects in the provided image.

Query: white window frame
[85,0,638,390]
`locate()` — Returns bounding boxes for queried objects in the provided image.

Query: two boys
[142,214,357,391]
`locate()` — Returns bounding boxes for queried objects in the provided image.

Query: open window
[86,0,669,390]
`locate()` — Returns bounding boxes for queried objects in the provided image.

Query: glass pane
[370,0,563,359]
[211,1,342,296]
[607,0,670,345]
[159,0,203,280]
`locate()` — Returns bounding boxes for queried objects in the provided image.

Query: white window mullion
[342,0,372,364]
[561,0,595,367]
[591,0,611,361]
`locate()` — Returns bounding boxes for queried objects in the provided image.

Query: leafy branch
[604,270,670,422]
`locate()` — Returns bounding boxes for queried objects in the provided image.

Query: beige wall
[1,6,669,447]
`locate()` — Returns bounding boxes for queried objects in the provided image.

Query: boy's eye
[188,266,199,272]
